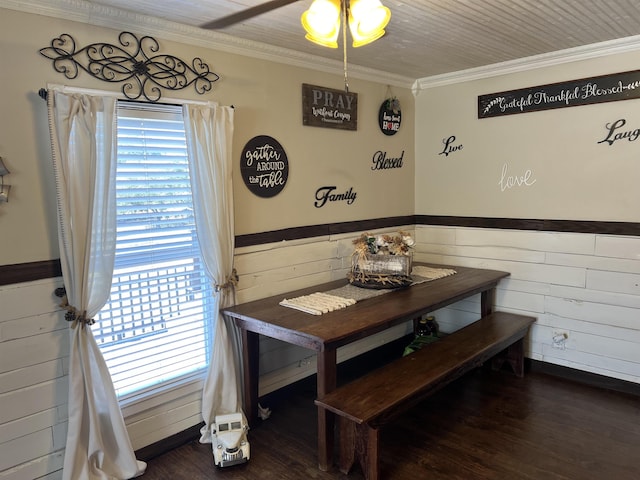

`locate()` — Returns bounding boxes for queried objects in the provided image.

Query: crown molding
[412,35,640,94]
[4,0,414,89]
[16,0,640,95]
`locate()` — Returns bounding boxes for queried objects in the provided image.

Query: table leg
[481,287,496,318]
[317,348,337,471]
[242,329,260,427]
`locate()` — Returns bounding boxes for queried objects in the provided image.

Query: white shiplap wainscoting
[3,225,638,479]
[232,227,418,396]
[414,225,640,385]
[0,227,416,479]
[0,278,68,480]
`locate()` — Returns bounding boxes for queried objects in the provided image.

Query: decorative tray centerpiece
[347,231,415,289]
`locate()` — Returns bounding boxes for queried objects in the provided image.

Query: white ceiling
[16,0,640,82]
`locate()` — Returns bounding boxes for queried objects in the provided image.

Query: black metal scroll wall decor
[39,32,220,103]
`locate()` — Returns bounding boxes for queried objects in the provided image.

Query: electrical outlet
[552,332,568,350]
[298,356,312,367]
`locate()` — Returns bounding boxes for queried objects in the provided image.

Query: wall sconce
[0,157,11,203]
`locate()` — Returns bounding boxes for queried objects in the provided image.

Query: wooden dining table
[221,264,509,471]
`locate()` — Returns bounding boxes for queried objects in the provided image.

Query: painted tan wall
[412,45,640,388]
[0,7,414,477]
[0,7,415,266]
[2,7,640,479]
[415,49,640,222]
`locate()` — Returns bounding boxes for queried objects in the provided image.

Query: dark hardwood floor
[140,351,640,479]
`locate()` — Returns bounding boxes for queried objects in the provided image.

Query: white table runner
[279,266,456,315]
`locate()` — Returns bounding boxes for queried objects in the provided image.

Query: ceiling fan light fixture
[348,0,391,47]
[349,27,385,48]
[301,0,341,48]
[302,0,390,48]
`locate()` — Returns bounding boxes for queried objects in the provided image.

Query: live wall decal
[439,136,463,157]
[478,69,640,118]
[39,32,220,103]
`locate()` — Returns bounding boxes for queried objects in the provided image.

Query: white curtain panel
[47,89,146,479]
[183,103,244,443]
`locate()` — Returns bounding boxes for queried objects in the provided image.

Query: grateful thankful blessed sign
[478,69,640,118]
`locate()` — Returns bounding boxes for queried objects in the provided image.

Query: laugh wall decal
[597,118,640,146]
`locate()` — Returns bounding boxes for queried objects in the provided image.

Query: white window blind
[95,102,214,401]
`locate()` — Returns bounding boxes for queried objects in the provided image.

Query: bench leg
[337,419,381,480]
[338,417,356,474]
[492,338,525,377]
[356,423,380,480]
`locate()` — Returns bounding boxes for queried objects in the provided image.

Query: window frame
[95,100,216,411]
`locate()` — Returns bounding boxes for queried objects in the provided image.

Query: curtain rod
[38,85,233,108]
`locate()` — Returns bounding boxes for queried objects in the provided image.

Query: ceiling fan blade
[201,0,301,29]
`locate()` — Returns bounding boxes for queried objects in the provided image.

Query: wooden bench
[314,311,536,480]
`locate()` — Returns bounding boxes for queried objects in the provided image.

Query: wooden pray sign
[302,83,357,130]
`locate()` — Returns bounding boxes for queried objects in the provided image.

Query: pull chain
[342,0,349,93]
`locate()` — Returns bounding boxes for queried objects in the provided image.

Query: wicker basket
[352,253,413,276]
[348,253,413,289]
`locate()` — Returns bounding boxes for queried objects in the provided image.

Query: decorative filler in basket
[347,231,415,289]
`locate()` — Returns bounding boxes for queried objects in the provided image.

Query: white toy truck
[211,412,250,468]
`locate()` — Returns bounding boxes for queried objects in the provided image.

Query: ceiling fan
[200,1,391,48]
[201,0,391,91]
[201,0,300,30]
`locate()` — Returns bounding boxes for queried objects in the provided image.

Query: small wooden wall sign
[302,83,358,131]
[240,135,289,198]
[378,97,401,135]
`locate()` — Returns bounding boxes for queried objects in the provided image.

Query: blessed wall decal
[371,150,404,170]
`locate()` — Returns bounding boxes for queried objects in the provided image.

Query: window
[95,102,214,401]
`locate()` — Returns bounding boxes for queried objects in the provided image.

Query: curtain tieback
[59,295,94,328]
[215,268,239,292]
